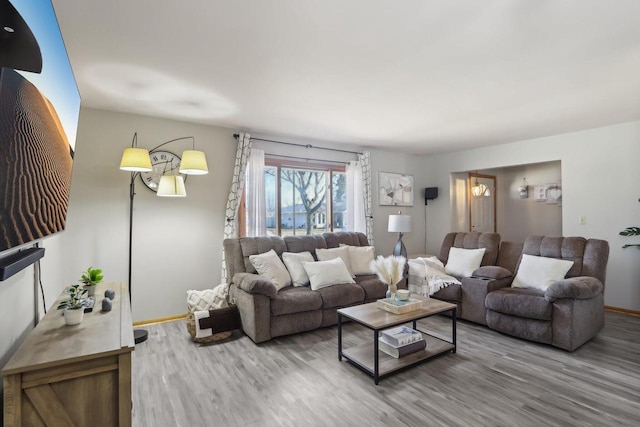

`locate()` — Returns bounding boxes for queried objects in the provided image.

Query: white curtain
[358,151,374,246]
[221,132,253,283]
[346,160,366,234]
[245,148,266,237]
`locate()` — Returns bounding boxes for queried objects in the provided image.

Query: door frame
[468,173,497,233]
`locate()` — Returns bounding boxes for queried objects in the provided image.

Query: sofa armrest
[544,277,603,302]
[472,266,512,280]
[232,273,277,298]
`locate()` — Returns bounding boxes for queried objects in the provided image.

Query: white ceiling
[52,0,640,154]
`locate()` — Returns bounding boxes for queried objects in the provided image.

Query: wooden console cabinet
[2,282,134,426]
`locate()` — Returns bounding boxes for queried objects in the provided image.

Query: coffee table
[337,296,456,384]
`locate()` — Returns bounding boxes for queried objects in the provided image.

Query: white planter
[64,308,84,325]
[84,285,96,297]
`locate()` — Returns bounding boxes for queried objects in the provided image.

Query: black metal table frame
[338,307,456,385]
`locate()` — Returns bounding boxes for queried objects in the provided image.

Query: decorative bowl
[396,289,410,301]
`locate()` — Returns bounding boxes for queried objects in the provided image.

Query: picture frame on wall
[378,172,414,206]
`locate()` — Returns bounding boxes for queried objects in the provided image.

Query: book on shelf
[378,337,427,358]
[381,326,423,346]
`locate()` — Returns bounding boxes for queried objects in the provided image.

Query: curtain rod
[265,153,349,165]
[233,133,362,155]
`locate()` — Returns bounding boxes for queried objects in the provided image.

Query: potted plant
[57,284,88,325]
[80,266,104,297]
[619,198,639,249]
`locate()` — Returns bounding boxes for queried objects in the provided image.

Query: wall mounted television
[0,0,81,278]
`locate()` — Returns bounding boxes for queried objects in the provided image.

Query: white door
[469,174,496,233]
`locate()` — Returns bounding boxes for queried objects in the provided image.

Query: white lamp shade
[179,150,208,175]
[157,175,187,197]
[388,214,411,233]
[120,147,152,171]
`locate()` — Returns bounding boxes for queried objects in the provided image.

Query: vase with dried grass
[369,255,406,304]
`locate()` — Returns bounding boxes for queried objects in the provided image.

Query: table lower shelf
[342,334,454,377]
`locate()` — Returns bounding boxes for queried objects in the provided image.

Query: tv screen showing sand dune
[0,0,81,253]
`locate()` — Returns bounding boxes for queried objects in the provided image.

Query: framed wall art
[378,172,414,206]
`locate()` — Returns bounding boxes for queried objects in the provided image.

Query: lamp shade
[179,150,208,175]
[120,147,152,171]
[157,175,187,197]
[388,214,411,233]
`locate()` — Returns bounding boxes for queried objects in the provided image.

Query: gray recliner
[485,236,609,351]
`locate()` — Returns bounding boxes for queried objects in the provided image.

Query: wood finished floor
[132,312,640,427]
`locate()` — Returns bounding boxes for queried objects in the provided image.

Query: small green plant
[80,266,104,287]
[619,198,640,249]
[57,284,88,310]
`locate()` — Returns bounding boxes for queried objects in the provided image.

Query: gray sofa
[485,236,609,351]
[224,232,388,343]
[429,233,609,351]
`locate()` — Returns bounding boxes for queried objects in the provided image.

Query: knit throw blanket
[408,257,461,295]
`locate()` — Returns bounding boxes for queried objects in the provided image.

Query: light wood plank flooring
[132,311,640,426]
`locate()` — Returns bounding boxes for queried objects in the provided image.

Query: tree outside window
[263,160,345,236]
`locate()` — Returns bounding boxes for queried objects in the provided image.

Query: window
[263,158,346,236]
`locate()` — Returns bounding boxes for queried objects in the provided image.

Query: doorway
[468,173,496,233]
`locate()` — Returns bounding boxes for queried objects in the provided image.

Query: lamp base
[134,329,148,344]
[392,233,407,259]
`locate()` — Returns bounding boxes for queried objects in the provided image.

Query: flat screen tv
[0,0,80,261]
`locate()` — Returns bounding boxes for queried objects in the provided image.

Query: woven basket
[186,312,232,343]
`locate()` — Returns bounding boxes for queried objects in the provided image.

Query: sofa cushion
[316,246,355,277]
[249,249,291,291]
[485,287,552,321]
[270,287,323,316]
[282,251,315,287]
[355,275,387,301]
[323,231,368,248]
[440,232,501,266]
[445,247,486,277]
[283,235,327,256]
[240,236,287,274]
[316,283,365,309]
[431,282,462,302]
[303,258,355,290]
[344,245,375,275]
[512,254,573,291]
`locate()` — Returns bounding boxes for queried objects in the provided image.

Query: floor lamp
[120,132,208,344]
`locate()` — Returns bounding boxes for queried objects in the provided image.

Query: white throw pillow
[282,251,315,287]
[316,246,354,277]
[346,246,376,275]
[303,257,355,290]
[512,254,574,291]
[444,247,486,277]
[249,249,291,291]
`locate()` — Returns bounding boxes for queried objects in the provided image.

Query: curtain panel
[220,132,253,284]
[346,160,366,234]
[245,148,266,237]
[358,151,374,246]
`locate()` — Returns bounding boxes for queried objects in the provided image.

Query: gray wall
[61,108,238,323]
[496,161,562,242]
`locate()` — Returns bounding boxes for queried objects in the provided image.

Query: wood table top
[337,296,456,329]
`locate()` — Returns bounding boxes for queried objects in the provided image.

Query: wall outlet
[578,216,586,225]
